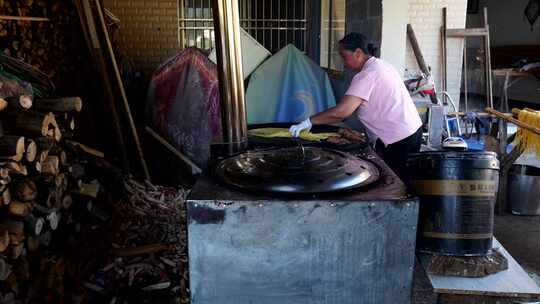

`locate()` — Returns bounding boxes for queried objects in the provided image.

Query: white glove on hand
[289,118,312,138]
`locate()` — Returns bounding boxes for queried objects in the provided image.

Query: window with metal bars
[178,0,308,54]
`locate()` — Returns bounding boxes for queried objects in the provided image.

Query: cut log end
[0,98,7,112]
[0,230,9,252]
[19,95,33,109]
[25,139,37,162]
[0,136,26,162]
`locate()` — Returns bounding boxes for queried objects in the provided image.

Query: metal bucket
[407,151,499,256]
[509,165,540,215]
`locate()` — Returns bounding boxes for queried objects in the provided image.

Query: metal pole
[270,0,273,52]
[292,0,300,47]
[484,7,494,109]
[262,0,265,47]
[178,0,184,48]
[283,0,288,45]
[327,0,333,68]
[212,0,248,155]
[303,0,307,52]
[278,0,281,50]
[442,7,448,105]
[463,40,468,112]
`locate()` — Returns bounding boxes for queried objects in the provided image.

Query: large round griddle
[215,146,380,194]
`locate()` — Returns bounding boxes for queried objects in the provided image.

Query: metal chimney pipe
[212,0,248,155]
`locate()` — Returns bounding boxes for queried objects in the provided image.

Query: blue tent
[246,44,336,124]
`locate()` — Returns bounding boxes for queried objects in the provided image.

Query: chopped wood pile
[0,92,190,303]
[82,178,189,303]
[0,81,92,300]
[0,0,82,85]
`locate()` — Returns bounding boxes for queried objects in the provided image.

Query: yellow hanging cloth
[514,109,540,158]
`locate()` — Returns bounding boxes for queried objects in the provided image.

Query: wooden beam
[407,24,438,104]
[93,0,150,180]
[446,28,489,37]
[145,127,202,175]
[76,0,129,171]
[0,15,49,22]
[486,108,540,136]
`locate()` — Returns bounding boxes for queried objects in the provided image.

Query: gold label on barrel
[412,180,497,197]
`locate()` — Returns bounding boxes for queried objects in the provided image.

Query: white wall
[404,0,468,106]
[380,0,409,74]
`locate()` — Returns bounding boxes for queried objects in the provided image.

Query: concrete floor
[495,213,540,284]
[412,213,540,303]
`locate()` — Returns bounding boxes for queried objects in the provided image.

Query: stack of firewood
[0,0,82,82]
[0,93,89,297]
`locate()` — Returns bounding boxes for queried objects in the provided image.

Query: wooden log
[55,173,65,189]
[0,167,9,179]
[38,150,49,163]
[32,202,56,215]
[54,126,62,142]
[36,137,55,151]
[94,0,150,180]
[48,114,62,142]
[3,162,27,176]
[0,98,8,112]
[41,156,59,175]
[9,112,51,136]
[0,221,24,245]
[46,211,59,231]
[407,24,438,104]
[33,161,42,174]
[61,195,73,210]
[11,179,37,202]
[74,180,100,198]
[46,190,61,209]
[65,140,104,158]
[111,244,174,257]
[5,95,32,110]
[0,229,9,252]
[24,139,36,162]
[6,243,23,259]
[34,97,82,112]
[69,116,75,131]
[24,215,44,236]
[39,231,51,247]
[0,15,50,22]
[8,201,32,217]
[59,150,67,167]
[0,177,8,188]
[0,187,11,205]
[27,236,40,252]
[0,136,25,162]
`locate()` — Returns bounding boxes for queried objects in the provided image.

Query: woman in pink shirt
[290,33,423,182]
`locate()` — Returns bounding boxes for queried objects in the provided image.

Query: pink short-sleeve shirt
[345,57,422,145]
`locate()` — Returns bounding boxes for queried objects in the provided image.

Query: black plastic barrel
[407,151,499,256]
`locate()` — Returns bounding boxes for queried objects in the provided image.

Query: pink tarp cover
[146,47,222,168]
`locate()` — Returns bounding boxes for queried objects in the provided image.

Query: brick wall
[405,0,467,107]
[103,0,179,75]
